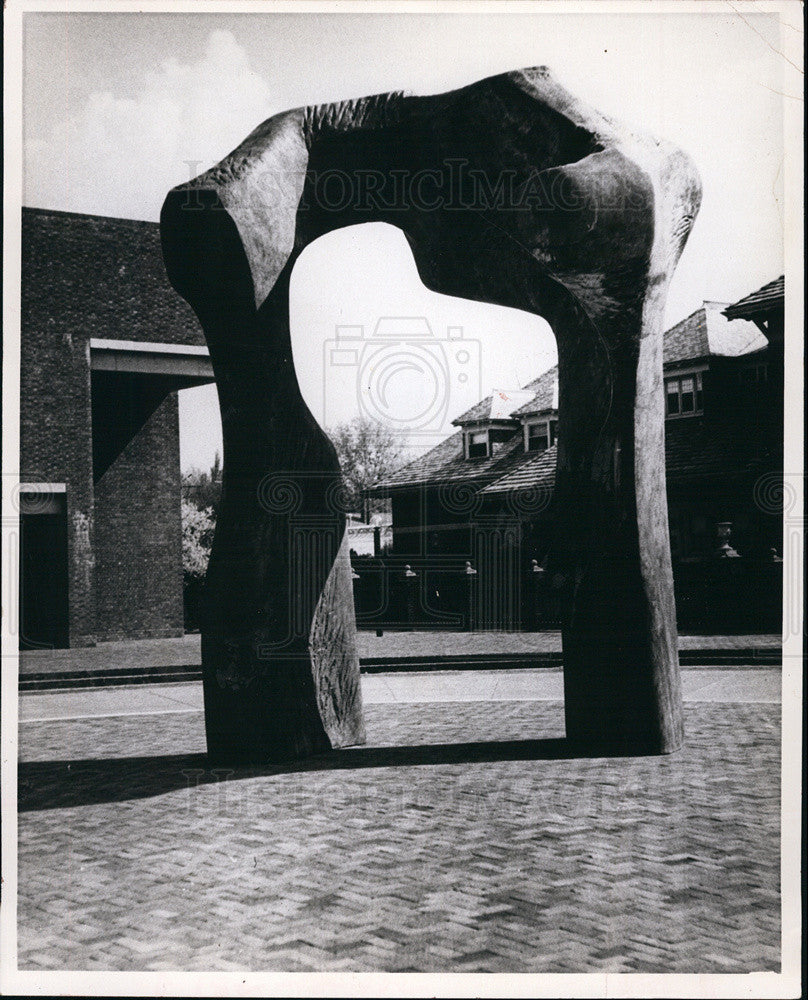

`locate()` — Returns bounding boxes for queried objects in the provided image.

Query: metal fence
[350,549,784,634]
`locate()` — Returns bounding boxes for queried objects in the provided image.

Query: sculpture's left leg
[161,191,366,764]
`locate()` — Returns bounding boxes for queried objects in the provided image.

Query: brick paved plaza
[17,669,781,973]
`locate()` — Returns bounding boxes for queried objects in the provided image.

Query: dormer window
[464,425,515,459]
[456,387,538,461]
[665,372,703,417]
[525,418,557,453]
[467,430,488,459]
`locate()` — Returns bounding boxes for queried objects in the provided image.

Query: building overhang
[452,418,520,431]
[663,358,710,377]
[518,409,557,422]
[90,338,214,386]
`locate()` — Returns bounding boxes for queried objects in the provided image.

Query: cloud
[25,30,275,220]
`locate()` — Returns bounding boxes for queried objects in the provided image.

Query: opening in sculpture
[160,67,701,764]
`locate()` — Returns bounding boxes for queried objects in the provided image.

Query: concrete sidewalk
[18,665,782,725]
[17,630,783,690]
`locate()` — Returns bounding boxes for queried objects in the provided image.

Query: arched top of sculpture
[162,66,701,323]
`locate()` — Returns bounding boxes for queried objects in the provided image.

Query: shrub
[182,499,216,580]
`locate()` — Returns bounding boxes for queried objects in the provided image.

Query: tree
[182,451,222,516]
[181,499,216,631]
[181,454,221,630]
[182,500,216,580]
[328,417,407,522]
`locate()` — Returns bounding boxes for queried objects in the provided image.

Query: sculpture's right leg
[551,289,684,756]
[161,191,365,764]
[536,145,700,755]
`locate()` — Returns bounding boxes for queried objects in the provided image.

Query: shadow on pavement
[18,737,659,813]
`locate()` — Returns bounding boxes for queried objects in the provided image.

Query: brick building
[367,281,784,631]
[19,207,213,648]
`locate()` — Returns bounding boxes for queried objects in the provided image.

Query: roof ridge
[22,205,159,227]
[520,364,558,391]
[665,303,707,332]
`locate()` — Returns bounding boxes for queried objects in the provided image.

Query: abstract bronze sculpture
[161,67,701,763]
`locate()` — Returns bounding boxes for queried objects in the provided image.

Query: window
[680,376,695,413]
[665,372,703,417]
[666,379,680,415]
[488,427,513,452]
[466,425,518,459]
[526,419,557,453]
[467,430,488,458]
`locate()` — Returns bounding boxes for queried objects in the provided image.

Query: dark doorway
[19,491,69,649]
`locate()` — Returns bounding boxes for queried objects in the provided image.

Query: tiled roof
[452,395,496,425]
[21,207,205,348]
[372,301,769,494]
[452,367,559,425]
[663,302,767,367]
[480,444,557,494]
[469,417,758,499]
[488,388,537,420]
[663,416,760,481]
[723,276,784,320]
[373,411,762,495]
[368,427,528,492]
[512,367,559,416]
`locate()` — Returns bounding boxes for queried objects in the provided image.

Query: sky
[22,8,789,471]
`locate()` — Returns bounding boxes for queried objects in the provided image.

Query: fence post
[349,563,367,635]
[374,556,385,637]
[464,561,478,632]
[530,558,545,631]
[404,564,418,630]
[763,546,783,632]
[715,521,740,559]
[711,521,742,630]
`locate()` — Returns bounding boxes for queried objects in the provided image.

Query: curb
[18,648,781,691]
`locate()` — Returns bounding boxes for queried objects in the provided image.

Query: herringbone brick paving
[17,699,780,972]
